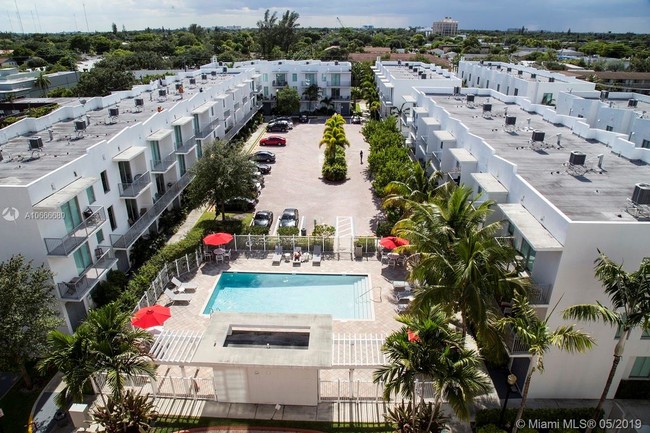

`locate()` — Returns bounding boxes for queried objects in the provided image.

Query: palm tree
[35,72,51,97]
[319,126,349,162]
[374,307,491,425]
[383,164,444,207]
[302,84,321,112]
[562,252,650,433]
[498,292,595,433]
[320,96,334,112]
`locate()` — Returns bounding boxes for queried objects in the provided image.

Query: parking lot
[251,120,381,236]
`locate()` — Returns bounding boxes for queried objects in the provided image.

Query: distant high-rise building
[432,17,458,36]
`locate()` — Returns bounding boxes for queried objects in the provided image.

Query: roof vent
[628,99,638,107]
[632,183,650,205]
[569,151,586,166]
[600,90,609,101]
[29,136,43,150]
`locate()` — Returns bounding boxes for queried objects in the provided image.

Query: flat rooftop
[586,96,650,114]
[429,93,650,222]
[0,73,237,186]
[384,65,447,81]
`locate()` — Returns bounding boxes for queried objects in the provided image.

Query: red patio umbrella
[131,305,171,329]
[203,232,234,246]
[379,236,410,250]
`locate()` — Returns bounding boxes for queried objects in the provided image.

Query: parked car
[279,208,300,228]
[223,197,257,212]
[250,151,276,163]
[252,210,274,228]
[255,163,272,174]
[271,117,294,128]
[260,136,287,146]
[299,114,309,123]
[266,122,288,132]
[351,115,361,124]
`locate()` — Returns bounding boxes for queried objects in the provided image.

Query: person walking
[360,150,364,164]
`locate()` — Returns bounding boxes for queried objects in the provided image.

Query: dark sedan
[250,151,276,163]
[279,208,300,228]
[255,163,272,174]
[252,210,274,228]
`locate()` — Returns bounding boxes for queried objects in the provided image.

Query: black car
[252,210,274,228]
[271,117,294,128]
[266,122,288,132]
[299,114,309,123]
[255,163,272,174]
[224,197,257,212]
[251,151,276,163]
[351,115,362,124]
[279,208,300,228]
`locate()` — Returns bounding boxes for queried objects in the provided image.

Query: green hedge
[322,162,347,181]
[475,407,603,432]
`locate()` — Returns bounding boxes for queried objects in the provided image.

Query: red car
[260,136,287,146]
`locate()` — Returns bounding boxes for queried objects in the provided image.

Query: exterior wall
[213,366,318,405]
[0,69,80,100]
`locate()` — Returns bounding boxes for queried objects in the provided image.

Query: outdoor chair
[271,245,282,265]
[312,245,322,265]
[222,249,232,262]
[171,277,198,293]
[292,247,302,265]
[164,288,193,305]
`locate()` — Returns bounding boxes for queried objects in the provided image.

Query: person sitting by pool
[293,251,302,261]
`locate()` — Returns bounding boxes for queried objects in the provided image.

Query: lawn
[152,416,392,433]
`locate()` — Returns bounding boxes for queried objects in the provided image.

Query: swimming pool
[202,272,373,319]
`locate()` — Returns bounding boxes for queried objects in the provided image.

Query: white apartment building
[0,62,263,332]
[432,17,459,37]
[377,72,650,398]
[0,67,80,102]
[458,60,596,105]
[372,60,460,118]
[233,60,352,115]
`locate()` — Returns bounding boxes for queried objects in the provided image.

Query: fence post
[337,379,340,402]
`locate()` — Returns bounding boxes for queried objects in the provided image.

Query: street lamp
[499,373,518,428]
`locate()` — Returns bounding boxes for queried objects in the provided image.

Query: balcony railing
[196,118,220,139]
[528,282,552,305]
[44,206,106,256]
[505,326,530,355]
[118,171,151,198]
[111,171,194,249]
[175,135,197,154]
[272,80,287,87]
[56,247,118,300]
[150,153,176,173]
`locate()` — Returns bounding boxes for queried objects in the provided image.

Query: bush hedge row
[475,407,603,431]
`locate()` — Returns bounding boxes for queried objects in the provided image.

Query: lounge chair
[171,277,198,293]
[292,247,302,265]
[164,288,193,305]
[272,245,282,265]
[312,245,322,265]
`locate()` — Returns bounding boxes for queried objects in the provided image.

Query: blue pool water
[202,272,372,319]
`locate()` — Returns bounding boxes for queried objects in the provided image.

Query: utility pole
[14,0,24,34]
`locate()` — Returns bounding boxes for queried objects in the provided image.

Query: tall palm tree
[498,292,595,433]
[374,307,491,424]
[319,126,349,162]
[35,72,51,97]
[383,164,444,207]
[562,252,650,433]
[302,84,321,112]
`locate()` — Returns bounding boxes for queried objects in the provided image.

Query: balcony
[118,171,151,198]
[272,80,288,87]
[175,136,197,154]
[111,171,194,249]
[504,326,530,356]
[44,206,106,256]
[57,247,118,301]
[528,282,552,305]
[150,153,176,173]
[196,118,220,139]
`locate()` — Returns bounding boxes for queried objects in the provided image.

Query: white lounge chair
[312,245,322,265]
[272,245,282,265]
[164,288,193,304]
[292,247,302,265]
[171,277,198,293]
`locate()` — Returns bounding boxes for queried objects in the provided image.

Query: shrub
[475,407,603,430]
[322,162,347,181]
[312,224,336,237]
[246,225,270,235]
[277,226,299,236]
[385,401,448,433]
[375,220,394,237]
[92,270,128,307]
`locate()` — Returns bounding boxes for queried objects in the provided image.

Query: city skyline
[1,0,649,35]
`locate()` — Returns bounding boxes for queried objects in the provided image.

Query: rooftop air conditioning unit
[628,99,638,107]
[334,61,339,65]
[531,130,545,142]
[75,120,87,131]
[531,73,537,79]
[108,107,119,117]
[135,98,144,107]
[29,136,43,150]
[569,151,586,166]
[517,70,523,76]
[175,83,182,90]
[480,60,484,65]
[218,61,223,66]
[421,74,427,79]
[507,67,512,72]
[600,90,609,101]
[483,103,492,112]
[466,94,475,102]
[497,65,502,70]
[222,67,227,73]
[549,77,555,82]
[505,116,517,126]
[189,78,196,85]
[159,89,167,97]
[453,86,461,95]
[211,71,217,76]
[397,60,402,65]
[405,62,409,67]
[632,183,650,205]
[201,73,207,80]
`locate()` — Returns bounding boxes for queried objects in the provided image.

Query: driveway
[252,122,381,236]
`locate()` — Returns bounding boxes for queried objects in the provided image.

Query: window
[606,125,613,132]
[73,243,92,275]
[178,155,186,176]
[292,73,297,82]
[61,197,82,233]
[262,73,268,82]
[322,74,326,82]
[641,139,649,149]
[86,186,96,204]
[196,141,203,158]
[107,205,117,230]
[514,88,519,96]
[629,357,650,378]
[519,238,536,272]
[476,77,480,85]
[486,80,489,87]
[100,170,110,193]
[497,84,500,92]
[331,73,340,86]
[96,229,104,244]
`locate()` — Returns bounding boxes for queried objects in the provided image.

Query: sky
[1,0,649,34]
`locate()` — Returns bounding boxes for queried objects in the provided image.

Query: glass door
[155,174,166,195]
[174,125,182,150]
[125,199,139,223]
[150,141,161,164]
[73,243,92,275]
[178,155,186,176]
[61,197,82,233]
[118,161,133,184]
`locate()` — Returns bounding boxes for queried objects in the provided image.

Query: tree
[563,252,650,433]
[256,9,278,59]
[75,64,135,97]
[374,307,491,425]
[92,390,158,433]
[0,255,60,389]
[275,86,300,115]
[188,140,257,221]
[277,10,300,55]
[383,163,442,206]
[498,293,594,433]
[34,71,51,97]
[302,83,321,112]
